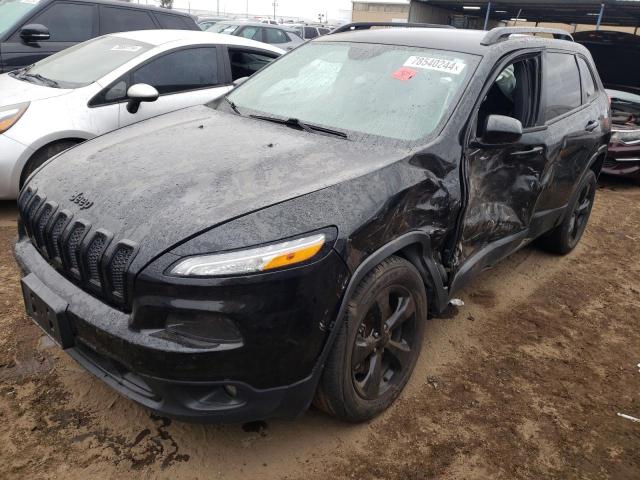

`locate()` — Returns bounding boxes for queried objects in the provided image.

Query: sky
[169,0,355,22]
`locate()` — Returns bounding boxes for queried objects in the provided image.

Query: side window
[544,53,582,121]
[304,27,319,39]
[577,57,597,103]
[132,47,219,95]
[477,56,540,136]
[28,3,94,42]
[264,28,288,44]
[100,7,156,35]
[156,13,188,29]
[238,26,262,41]
[104,79,128,102]
[229,49,278,80]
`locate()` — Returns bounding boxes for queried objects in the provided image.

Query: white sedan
[0,30,284,199]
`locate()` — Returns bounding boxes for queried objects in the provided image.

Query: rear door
[98,5,157,35]
[534,51,605,214]
[2,1,96,70]
[118,45,231,127]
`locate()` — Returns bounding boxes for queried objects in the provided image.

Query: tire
[20,140,79,187]
[315,255,428,422]
[538,170,597,255]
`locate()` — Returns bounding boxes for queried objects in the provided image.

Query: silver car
[0,30,283,199]
[208,21,304,50]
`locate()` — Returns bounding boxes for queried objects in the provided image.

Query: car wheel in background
[538,169,597,255]
[20,140,81,187]
[315,256,427,422]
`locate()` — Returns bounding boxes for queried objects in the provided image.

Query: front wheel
[314,256,427,422]
[538,170,597,255]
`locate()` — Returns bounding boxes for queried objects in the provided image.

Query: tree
[159,0,173,9]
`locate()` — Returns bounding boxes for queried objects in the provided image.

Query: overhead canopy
[412,0,640,27]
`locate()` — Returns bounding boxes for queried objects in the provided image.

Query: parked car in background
[197,16,227,31]
[604,88,640,180]
[289,23,331,40]
[207,21,303,50]
[0,0,199,73]
[15,26,609,423]
[0,30,283,199]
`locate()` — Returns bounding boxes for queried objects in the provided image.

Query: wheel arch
[19,136,89,187]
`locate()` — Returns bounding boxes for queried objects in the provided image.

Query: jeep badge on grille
[69,192,94,210]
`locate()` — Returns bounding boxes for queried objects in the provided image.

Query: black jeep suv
[15,26,610,423]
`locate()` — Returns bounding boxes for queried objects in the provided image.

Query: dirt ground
[0,178,638,480]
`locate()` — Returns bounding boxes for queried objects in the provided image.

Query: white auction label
[403,56,466,75]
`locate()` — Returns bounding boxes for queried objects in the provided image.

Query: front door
[118,46,231,128]
[1,1,96,71]
[454,52,549,283]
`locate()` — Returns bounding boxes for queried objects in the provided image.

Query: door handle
[585,120,598,132]
[510,146,544,157]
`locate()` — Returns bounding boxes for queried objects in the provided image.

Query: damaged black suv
[15,26,610,423]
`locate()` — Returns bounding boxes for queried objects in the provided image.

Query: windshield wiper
[14,71,60,88]
[249,114,349,139]
[225,97,241,115]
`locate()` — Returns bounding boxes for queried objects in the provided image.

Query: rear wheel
[20,140,80,187]
[315,256,427,422]
[538,170,597,255]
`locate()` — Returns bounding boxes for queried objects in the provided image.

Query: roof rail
[330,22,455,35]
[481,27,574,46]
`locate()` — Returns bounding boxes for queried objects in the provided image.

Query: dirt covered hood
[25,105,406,268]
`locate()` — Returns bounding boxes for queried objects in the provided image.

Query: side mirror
[20,24,50,43]
[232,77,249,87]
[126,83,159,114]
[480,114,523,145]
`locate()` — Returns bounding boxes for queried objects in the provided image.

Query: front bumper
[0,134,33,200]
[14,238,349,422]
[602,155,640,179]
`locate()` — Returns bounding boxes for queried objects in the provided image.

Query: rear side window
[304,27,318,39]
[229,49,278,80]
[544,52,581,121]
[100,7,156,35]
[29,2,94,41]
[577,57,597,102]
[155,13,189,29]
[132,47,219,95]
[264,28,289,44]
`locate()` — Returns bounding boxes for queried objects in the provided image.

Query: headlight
[169,233,326,277]
[611,128,640,146]
[0,102,29,134]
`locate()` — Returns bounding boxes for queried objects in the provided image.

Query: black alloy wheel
[315,256,427,422]
[351,285,417,401]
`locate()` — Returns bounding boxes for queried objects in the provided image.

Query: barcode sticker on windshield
[111,45,143,52]
[403,56,466,75]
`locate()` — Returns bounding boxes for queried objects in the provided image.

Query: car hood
[0,73,72,105]
[25,105,407,268]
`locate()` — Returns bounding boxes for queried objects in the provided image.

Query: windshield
[13,35,153,88]
[608,89,640,127]
[227,42,477,143]
[0,0,41,37]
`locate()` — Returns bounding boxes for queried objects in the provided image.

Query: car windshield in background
[13,36,153,88]
[227,42,477,143]
[0,0,41,37]
[208,23,240,34]
[608,89,640,126]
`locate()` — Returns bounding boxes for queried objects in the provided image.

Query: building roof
[412,1,640,27]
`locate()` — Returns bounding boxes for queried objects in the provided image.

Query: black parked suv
[0,0,198,73]
[15,26,610,423]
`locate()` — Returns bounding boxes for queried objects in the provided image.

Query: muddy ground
[0,179,638,479]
